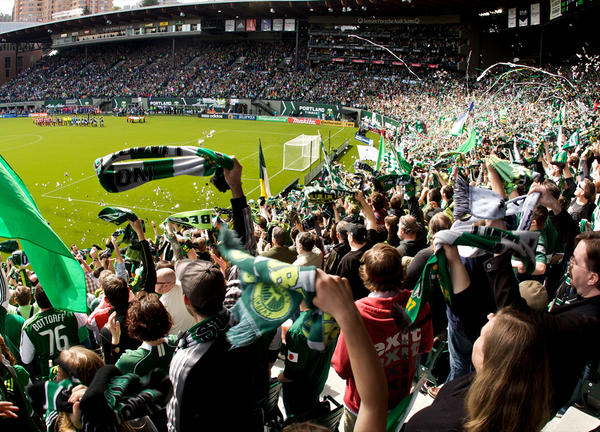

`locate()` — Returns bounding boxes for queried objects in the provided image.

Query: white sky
[0,1,207,16]
[0,0,14,15]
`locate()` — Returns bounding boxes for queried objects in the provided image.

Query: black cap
[346,223,367,243]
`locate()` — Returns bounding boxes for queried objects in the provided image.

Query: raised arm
[164,222,185,263]
[355,191,377,230]
[76,251,93,275]
[129,219,156,294]
[432,168,447,186]
[442,244,470,295]
[89,246,103,272]
[110,235,129,283]
[486,161,507,199]
[333,199,342,223]
[224,156,257,255]
[150,220,159,244]
[529,183,577,256]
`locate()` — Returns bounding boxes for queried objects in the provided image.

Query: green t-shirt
[283,311,337,398]
[115,334,178,376]
[21,309,85,377]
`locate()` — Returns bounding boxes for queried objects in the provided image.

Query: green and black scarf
[94,146,233,193]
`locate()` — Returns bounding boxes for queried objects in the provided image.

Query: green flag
[563,129,580,150]
[456,127,483,154]
[0,155,86,312]
[375,136,386,171]
[553,105,566,125]
[388,142,413,174]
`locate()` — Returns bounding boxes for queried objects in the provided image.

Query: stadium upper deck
[0,0,597,107]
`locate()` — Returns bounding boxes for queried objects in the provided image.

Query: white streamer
[347,34,422,82]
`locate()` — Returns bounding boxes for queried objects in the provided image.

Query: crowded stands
[2,9,600,432]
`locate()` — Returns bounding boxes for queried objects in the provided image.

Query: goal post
[283,134,321,171]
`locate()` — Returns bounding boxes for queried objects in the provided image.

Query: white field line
[0,134,44,152]
[246,167,287,196]
[324,127,345,140]
[42,174,97,197]
[238,144,277,162]
[33,126,348,208]
[41,195,173,214]
[218,129,311,136]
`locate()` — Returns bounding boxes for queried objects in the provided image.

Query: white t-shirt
[160,283,196,336]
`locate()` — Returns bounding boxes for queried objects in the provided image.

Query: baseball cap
[346,222,367,243]
[519,280,548,311]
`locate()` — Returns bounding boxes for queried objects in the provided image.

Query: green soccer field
[0,115,359,249]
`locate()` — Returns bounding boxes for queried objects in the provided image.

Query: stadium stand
[1,1,600,431]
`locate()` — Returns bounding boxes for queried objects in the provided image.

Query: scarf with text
[304,186,354,204]
[94,146,233,193]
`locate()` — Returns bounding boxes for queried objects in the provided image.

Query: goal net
[283,135,320,171]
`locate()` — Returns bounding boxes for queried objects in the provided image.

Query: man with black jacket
[324,221,350,274]
[167,260,259,432]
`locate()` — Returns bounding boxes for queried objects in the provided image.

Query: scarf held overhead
[405,226,539,323]
[218,228,338,351]
[94,146,234,193]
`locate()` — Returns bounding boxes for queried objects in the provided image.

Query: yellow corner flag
[259,140,271,197]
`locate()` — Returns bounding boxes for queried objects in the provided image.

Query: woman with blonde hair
[53,347,104,432]
[464,309,551,432]
[54,346,104,387]
[24,346,104,432]
[405,308,552,432]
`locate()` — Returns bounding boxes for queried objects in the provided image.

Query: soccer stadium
[0,0,599,431]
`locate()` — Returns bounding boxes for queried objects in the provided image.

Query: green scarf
[43,378,79,430]
[487,155,540,195]
[80,366,171,432]
[97,206,138,225]
[375,173,411,192]
[304,186,354,204]
[218,228,337,351]
[165,209,213,229]
[94,146,233,193]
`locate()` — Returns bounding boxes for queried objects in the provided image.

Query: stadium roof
[0,0,536,44]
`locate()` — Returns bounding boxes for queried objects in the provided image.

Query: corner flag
[259,140,271,197]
